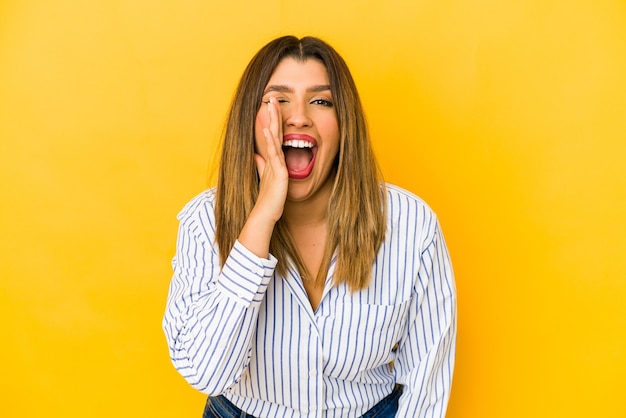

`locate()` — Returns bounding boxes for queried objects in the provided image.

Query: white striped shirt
[163,183,456,417]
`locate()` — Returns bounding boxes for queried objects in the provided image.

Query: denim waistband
[202,385,403,418]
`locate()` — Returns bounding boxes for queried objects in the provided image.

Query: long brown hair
[215,36,386,291]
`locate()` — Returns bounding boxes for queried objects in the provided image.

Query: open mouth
[282,137,317,179]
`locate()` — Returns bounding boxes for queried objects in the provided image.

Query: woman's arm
[162,197,277,395]
[163,98,288,395]
[394,221,457,417]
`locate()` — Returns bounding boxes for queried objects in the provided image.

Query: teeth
[283,139,314,148]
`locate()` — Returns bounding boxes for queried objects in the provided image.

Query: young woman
[163,35,456,417]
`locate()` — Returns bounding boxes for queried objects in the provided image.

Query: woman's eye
[311,98,333,107]
[262,97,288,105]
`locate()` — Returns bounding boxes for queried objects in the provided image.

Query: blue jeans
[202,385,402,417]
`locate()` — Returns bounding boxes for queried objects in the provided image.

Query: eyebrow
[264,84,332,94]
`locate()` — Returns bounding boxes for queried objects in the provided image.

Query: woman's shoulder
[383,182,435,214]
[383,182,440,234]
[176,187,217,222]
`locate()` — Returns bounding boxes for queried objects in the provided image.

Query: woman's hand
[238,97,288,259]
[253,97,289,223]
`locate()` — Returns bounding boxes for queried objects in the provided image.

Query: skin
[238,58,340,308]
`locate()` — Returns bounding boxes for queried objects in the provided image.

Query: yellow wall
[1,1,625,417]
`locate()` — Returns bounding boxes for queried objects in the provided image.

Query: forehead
[266,57,330,86]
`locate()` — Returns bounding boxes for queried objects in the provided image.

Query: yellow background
[1,0,625,417]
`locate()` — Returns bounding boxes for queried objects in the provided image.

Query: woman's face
[254,57,340,203]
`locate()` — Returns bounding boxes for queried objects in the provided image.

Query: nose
[284,101,312,128]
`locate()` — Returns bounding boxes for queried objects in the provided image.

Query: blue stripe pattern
[163,183,457,417]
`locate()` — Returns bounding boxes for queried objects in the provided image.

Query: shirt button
[309,370,317,377]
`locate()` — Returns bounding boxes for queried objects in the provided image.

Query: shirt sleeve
[162,198,277,395]
[394,221,457,417]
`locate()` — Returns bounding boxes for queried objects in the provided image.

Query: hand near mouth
[253,96,289,224]
[239,97,288,259]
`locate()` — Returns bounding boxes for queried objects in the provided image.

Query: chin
[285,180,315,199]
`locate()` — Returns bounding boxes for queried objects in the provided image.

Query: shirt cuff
[217,240,277,307]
